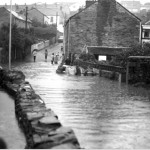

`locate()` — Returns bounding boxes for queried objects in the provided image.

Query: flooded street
[11,60,150,149]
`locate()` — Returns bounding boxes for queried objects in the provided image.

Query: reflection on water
[0,88,26,149]
[12,62,150,149]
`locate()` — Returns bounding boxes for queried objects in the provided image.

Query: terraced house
[0,7,32,29]
[27,8,49,25]
[64,0,141,57]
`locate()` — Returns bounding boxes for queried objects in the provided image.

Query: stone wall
[101,2,140,47]
[64,0,141,56]
[73,59,126,82]
[0,68,80,149]
[65,3,98,56]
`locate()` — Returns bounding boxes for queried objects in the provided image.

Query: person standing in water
[45,49,48,62]
[54,54,58,64]
[33,50,37,62]
[51,53,54,64]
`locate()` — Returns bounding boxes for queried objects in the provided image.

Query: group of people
[33,46,64,64]
[50,52,61,64]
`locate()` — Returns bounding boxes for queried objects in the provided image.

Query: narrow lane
[10,43,150,149]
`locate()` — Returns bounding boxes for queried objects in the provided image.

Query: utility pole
[63,13,66,56]
[25,6,28,33]
[9,0,12,70]
[55,12,58,43]
[23,6,28,60]
[68,19,70,57]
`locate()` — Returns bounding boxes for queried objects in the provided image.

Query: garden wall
[74,60,126,82]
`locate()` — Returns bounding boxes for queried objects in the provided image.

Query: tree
[33,25,56,40]
[110,43,150,67]
[0,23,35,62]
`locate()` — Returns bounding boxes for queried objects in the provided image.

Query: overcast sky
[0,0,149,5]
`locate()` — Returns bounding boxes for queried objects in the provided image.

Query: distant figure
[61,46,63,53]
[54,54,58,64]
[60,53,65,65]
[45,49,48,62]
[51,53,55,64]
[33,50,37,62]
[0,138,7,149]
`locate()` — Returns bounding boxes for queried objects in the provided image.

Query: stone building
[0,7,32,29]
[27,8,49,25]
[64,0,141,57]
[142,20,150,44]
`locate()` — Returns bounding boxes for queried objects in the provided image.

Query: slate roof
[87,46,130,56]
[28,8,49,18]
[37,8,62,16]
[5,7,31,23]
[65,0,141,26]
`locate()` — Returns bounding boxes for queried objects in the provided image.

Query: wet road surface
[4,43,150,149]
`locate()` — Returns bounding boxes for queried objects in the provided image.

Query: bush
[110,43,150,67]
[0,24,35,62]
[33,25,56,40]
[79,52,97,63]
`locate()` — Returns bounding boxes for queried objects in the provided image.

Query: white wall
[98,56,106,61]
[47,15,60,25]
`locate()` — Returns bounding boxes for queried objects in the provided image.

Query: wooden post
[119,73,122,83]
[9,0,12,70]
[126,60,129,84]
[25,6,28,33]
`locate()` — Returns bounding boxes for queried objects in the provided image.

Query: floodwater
[10,61,150,149]
[0,88,26,149]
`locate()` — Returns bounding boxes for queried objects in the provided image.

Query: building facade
[0,7,32,29]
[37,8,63,32]
[27,8,49,25]
[142,24,150,44]
[64,0,141,57]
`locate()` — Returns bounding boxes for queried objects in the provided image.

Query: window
[144,30,150,38]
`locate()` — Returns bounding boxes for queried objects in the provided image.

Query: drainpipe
[68,19,70,58]
[63,14,66,56]
[63,23,65,54]
[139,21,142,45]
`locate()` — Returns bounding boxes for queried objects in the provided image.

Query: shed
[87,46,130,61]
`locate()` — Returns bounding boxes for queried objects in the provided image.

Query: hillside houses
[120,1,150,13]
[0,7,32,29]
[64,0,141,57]
[120,1,141,13]
[37,7,64,32]
[0,2,72,33]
